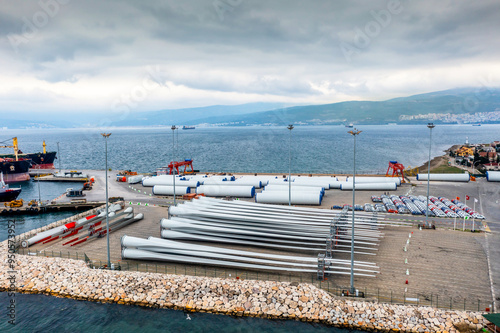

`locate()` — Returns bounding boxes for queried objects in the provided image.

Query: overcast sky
[1,0,499,114]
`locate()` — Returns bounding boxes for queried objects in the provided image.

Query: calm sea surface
[0,293,359,333]
[0,181,84,242]
[1,125,498,331]
[2,124,499,174]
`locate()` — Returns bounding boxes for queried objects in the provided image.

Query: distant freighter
[182,126,195,130]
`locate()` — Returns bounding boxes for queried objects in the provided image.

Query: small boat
[472,123,481,126]
[0,172,22,202]
[345,123,354,128]
[182,126,195,130]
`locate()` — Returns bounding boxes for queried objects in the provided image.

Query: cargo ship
[1,138,57,169]
[182,126,195,130]
[1,137,32,183]
[0,172,22,202]
[25,150,57,169]
[0,158,31,183]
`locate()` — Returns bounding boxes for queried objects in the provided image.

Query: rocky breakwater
[0,241,486,332]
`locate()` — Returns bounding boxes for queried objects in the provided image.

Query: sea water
[2,124,499,174]
[0,181,84,242]
[0,293,361,332]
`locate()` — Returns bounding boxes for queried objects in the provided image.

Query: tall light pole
[425,123,435,226]
[287,124,294,206]
[36,162,41,204]
[57,142,61,173]
[101,133,112,268]
[348,128,361,295]
[171,126,177,206]
[37,171,41,204]
[32,160,42,205]
[176,125,179,155]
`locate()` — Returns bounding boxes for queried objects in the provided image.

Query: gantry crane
[167,159,194,175]
[386,160,406,183]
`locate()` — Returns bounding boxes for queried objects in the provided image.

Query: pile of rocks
[0,238,486,332]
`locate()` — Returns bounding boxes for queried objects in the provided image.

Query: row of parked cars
[332,194,485,219]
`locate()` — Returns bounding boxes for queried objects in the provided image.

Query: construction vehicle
[404,166,419,177]
[118,170,138,176]
[83,182,92,190]
[182,193,206,200]
[4,199,23,208]
[116,176,127,182]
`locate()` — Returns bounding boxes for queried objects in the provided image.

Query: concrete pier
[10,169,500,313]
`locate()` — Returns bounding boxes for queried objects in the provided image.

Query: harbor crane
[386,160,406,183]
[0,137,20,161]
[167,159,194,175]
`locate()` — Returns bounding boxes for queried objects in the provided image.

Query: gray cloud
[0,0,499,113]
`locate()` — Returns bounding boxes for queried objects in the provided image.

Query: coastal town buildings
[399,110,500,123]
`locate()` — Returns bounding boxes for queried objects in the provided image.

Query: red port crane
[167,159,194,175]
[386,160,406,183]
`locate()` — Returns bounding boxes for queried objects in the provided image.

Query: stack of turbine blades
[162,218,379,250]
[120,198,385,277]
[121,236,379,277]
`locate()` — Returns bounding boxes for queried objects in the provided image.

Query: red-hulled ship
[1,137,32,183]
[25,150,57,169]
[0,158,31,183]
[1,137,57,170]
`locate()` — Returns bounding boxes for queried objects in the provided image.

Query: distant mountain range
[107,102,291,127]
[2,88,500,129]
[184,88,500,126]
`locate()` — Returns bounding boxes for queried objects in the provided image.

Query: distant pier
[33,174,89,182]
[1,201,104,216]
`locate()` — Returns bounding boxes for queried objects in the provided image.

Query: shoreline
[1,210,487,332]
[0,251,486,332]
[415,145,460,174]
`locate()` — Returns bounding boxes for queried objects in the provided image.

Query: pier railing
[17,247,90,264]
[15,247,492,312]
